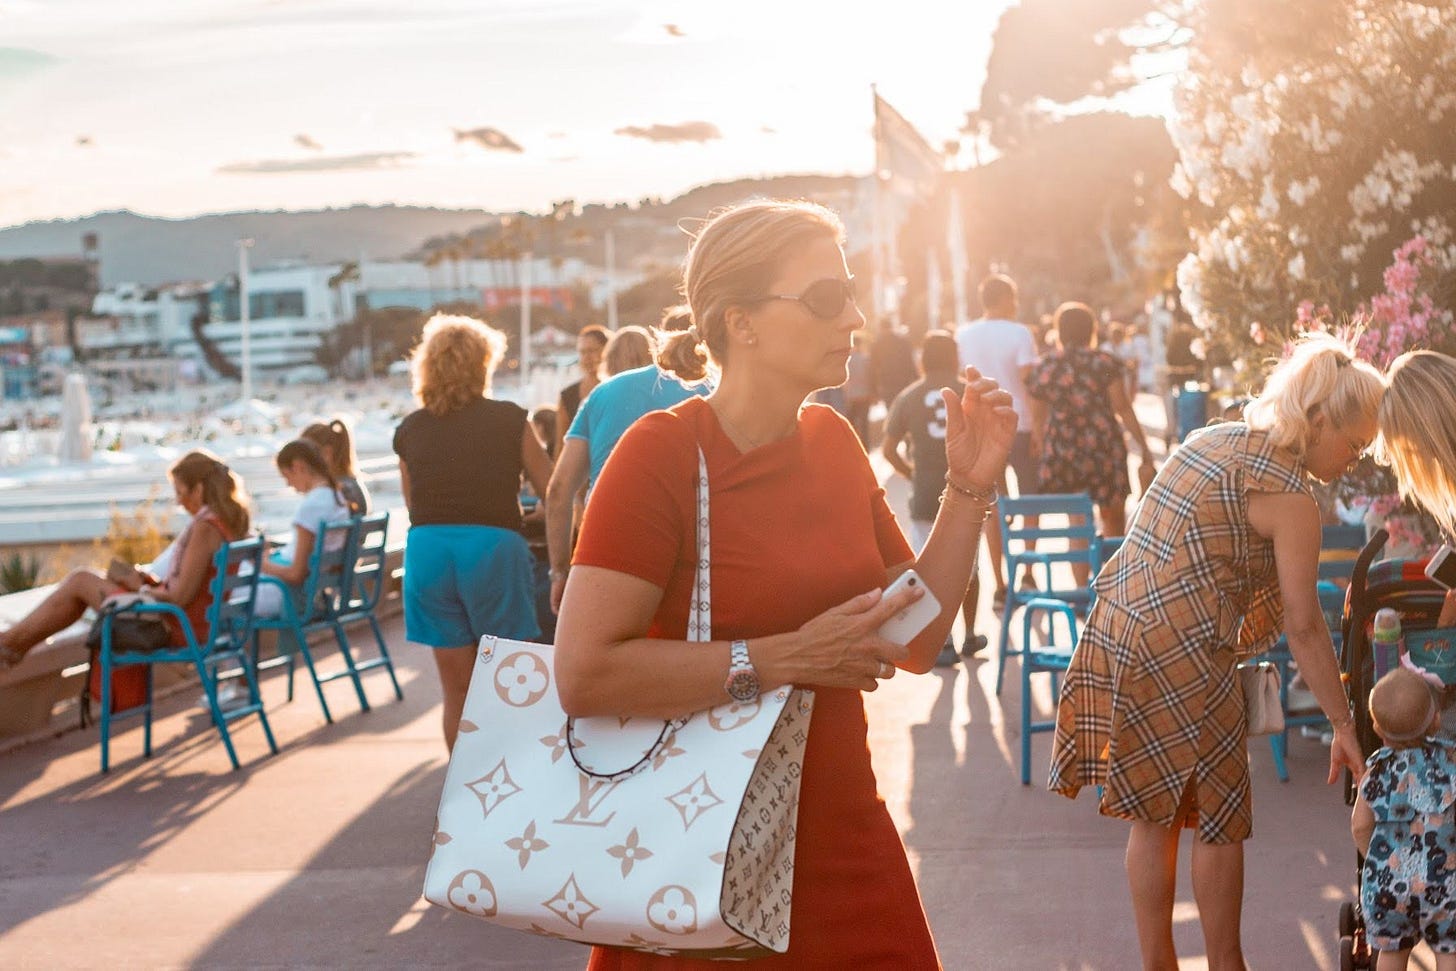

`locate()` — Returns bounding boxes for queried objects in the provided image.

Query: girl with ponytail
[302,418,369,515]
[0,450,252,668]
[254,439,350,617]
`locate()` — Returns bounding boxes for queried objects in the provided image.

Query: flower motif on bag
[495,651,550,707]
[505,819,550,870]
[606,826,655,878]
[447,869,497,917]
[539,723,568,764]
[666,772,723,831]
[651,734,685,771]
[646,885,699,935]
[708,697,760,732]
[543,874,599,929]
[465,759,522,819]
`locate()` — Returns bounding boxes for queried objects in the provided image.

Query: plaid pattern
[1048,423,1310,843]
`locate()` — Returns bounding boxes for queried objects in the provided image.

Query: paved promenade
[0,433,1383,969]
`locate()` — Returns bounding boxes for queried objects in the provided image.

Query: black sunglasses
[755,275,858,320]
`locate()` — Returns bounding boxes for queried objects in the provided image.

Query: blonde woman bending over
[1050,332,1384,970]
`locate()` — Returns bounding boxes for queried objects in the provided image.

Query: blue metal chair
[252,517,370,724]
[332,511,403,703]
[1017,597,1080,785]
[994,493,1100,695]
[97,535,278,773]
[1262,523,1365,781]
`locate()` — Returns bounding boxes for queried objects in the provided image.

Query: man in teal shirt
[544,308,708,611]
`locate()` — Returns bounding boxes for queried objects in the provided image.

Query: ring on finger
[879,661,892,678]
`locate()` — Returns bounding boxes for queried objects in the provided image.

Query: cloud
[294,133,323,151]
[613,121,722,144]
[216,151,417,174]
[453,126,524,152]
[0,47,59,83]
[663,23,685,37]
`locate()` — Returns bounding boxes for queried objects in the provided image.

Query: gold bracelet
[944,475,997,505]
[938,488,992,521]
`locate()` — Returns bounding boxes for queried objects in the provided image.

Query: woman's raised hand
[778,587,920,692]
[943,366,1019,489]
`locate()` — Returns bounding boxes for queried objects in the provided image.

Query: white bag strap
[567,445,710,781]
[686,446,711,642]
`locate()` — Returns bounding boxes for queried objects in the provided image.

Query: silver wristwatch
[724,639,760,703]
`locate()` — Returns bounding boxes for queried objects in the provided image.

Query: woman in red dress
[554,199,1016,968]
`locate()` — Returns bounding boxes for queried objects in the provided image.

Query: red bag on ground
[82,655,148,726]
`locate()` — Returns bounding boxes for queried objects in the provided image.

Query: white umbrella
[57,372,93,463]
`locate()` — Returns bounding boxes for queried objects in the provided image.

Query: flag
[870,90,943,323]
[874,93,942,199]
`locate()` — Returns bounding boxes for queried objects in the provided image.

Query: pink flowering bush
[1356,236,1456,368]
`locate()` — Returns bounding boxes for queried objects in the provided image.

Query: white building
[87,255,616,381]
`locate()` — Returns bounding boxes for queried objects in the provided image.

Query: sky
[0,0,1168,229]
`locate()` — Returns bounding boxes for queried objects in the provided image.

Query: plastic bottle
[1373,607,1403,679]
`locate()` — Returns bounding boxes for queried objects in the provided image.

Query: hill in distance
[0,174,860,288]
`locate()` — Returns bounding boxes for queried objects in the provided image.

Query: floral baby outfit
[1360,737,1456,953]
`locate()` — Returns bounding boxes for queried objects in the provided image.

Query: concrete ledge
[0,544,405,748]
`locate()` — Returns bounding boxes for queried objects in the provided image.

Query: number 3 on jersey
[923,390,948,440]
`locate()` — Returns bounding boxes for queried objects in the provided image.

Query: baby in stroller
[1352,667,1456,970]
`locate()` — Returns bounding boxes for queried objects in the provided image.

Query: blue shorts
[403,525,541,648]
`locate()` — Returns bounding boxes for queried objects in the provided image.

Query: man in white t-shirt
[955,274,1039,606]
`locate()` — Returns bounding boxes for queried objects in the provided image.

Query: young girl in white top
[255,439,349,617]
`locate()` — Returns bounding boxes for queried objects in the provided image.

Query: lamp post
[238,238,254,409]
[604,229,618,330]
[520,250,533,392]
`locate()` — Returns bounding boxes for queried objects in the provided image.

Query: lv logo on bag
[423,447,814,957]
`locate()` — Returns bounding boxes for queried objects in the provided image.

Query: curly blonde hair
[1242,331,1385,458]
[410,313,508,416]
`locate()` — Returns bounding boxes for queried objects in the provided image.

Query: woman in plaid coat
[1050,333,1384,969]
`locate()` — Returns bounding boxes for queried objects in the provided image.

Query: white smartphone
[877,569,943,645]
[1426,544,1456,589]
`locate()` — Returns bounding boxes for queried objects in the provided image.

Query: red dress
[572,398,941,970]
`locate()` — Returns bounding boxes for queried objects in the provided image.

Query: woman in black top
[393,314,553,751]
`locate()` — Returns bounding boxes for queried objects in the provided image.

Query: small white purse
[1238,660,1284,736]
[423,448,815,957]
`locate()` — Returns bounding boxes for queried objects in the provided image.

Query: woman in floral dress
[1026,302,1154,549]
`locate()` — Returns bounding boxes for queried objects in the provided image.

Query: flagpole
[927,249,942,332]
[238,238,253,411]
[948,186,968,328]
[870,84,887,329]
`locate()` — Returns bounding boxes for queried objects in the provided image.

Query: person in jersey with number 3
[882,329,986,664]
[554,199,1017,968]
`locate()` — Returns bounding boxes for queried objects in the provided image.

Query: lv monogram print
[423,447,815,956]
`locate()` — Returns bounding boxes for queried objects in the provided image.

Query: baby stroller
[1335,527,1447,970]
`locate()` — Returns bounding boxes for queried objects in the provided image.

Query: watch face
[727,669,759,702]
